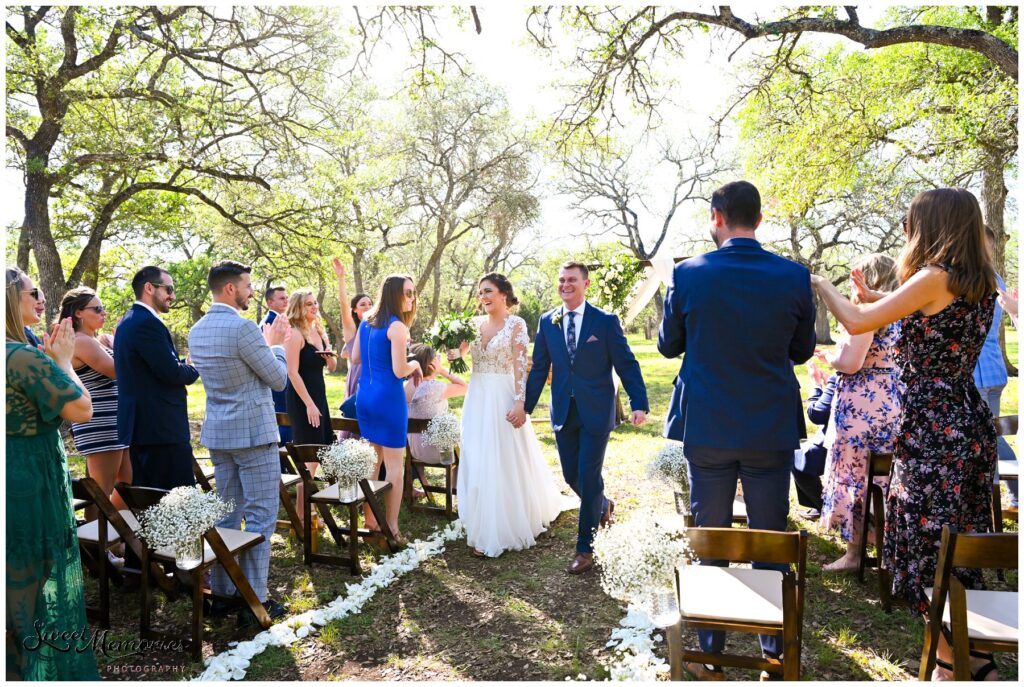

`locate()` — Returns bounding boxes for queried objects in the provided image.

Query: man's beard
[709,226,722,248]
[235,293,250,311]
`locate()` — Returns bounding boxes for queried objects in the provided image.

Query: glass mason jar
[175,536,204,570]
[440,447,456,466]
[337,479,361,502]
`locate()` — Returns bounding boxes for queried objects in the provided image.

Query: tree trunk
[815,293,834,345]
[16,225,31,271]
[981,144,1017,375]
[24,172,64,326]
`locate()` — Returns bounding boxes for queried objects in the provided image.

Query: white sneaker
[107,551,125,569]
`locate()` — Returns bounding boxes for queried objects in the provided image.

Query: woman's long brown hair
[366,274,416,329]
[897,188,996,304]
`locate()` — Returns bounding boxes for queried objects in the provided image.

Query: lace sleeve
[511,317,529,402]
[6,345,83,433]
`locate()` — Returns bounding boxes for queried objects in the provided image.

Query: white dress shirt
[561,301,587,349]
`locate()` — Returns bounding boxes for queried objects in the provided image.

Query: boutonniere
[551,310,564,327]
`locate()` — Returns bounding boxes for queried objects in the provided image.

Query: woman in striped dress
[60,288,131,509]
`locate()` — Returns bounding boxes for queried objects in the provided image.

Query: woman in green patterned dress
[6,267,98,680]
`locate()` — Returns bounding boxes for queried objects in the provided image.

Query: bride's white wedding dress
[458,315,570,557]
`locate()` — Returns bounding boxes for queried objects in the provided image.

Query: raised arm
[813,267,950,335]
[333,257,358,345]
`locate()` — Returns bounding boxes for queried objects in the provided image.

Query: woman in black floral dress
[812,188,999,680]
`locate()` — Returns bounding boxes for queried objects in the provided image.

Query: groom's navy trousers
[555,399,611,553]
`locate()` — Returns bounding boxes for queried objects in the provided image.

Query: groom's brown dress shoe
[566,553,593,575]
[600,499,615,528]
[683,662,726,681]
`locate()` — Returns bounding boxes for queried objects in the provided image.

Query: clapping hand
[850,268,883,304]
[998,287,1018,319]
[808,361,828,388]
[812,348,831,367]
[262,314,289,347]
[43,318,76,368]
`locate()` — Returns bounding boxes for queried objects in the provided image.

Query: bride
[454,272,568,557]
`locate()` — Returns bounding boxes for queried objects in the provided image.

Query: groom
[525,261,649,575]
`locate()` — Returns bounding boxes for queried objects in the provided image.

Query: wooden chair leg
[665,620,684,681]
[96,511,110,629]
[207,533,271,629]
[361,480,398,551]
[871,486,891,612]
[991,482,1003,533]
[918,616,940,681]
[280,480,303,543]
[857,484,872,583]
[191,570,204,662]
[782,577,800,681]
[445,464,454,520]
[949,580,972,681]
[303,490,313,567]
[140,546,153,639]
[347,503,361,575]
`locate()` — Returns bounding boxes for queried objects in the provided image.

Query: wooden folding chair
[402,418,459,520]
[919,527,1018,681]
[192,455,216,492]
[856,451,893,611]
[667,527,808,681]
[71,477,121,628]
[991,415,1018,532]
[286,443,396,574]
[115,483,271,661]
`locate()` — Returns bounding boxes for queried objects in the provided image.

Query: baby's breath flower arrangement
[137,486,233,567]
[424,310,477,373]
[592,509,697,605]
[592,254,644,318]
[319,439,378,490]
[424,413,461,465]
[646,441,690,514]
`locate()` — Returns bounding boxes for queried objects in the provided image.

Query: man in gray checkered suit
[188,259,291,625]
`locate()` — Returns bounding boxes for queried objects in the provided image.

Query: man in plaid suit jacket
[188,260,290,624]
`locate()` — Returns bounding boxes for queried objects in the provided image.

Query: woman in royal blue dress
[352,274,422,545]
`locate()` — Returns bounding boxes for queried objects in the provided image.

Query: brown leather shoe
[683,662,726,681]
[566,553,594,575]
[600,499,615,528]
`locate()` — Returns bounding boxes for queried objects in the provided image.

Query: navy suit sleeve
[657,271,685,359]
[789,273,816,363]
[135,318,200,386]
[806,375,838,427]
[607,314,648,412]
[524,318,550,414]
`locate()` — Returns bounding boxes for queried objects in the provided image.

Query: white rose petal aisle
[194,520,466,681]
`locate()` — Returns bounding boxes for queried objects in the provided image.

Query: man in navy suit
[260,285,291,445]
[525,262,649,575]
[114,265,200,490]
[658,181,815,679]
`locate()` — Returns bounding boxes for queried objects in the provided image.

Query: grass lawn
[76,330,1017,681]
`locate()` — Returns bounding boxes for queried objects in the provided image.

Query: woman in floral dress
[812,188,999,680]
[817,254,903,573]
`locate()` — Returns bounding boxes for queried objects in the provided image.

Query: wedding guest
[353,274,422,546]
[975,226,1017,510]
[792,363,838,521]
[114,266,200,490]
[815,254,902,573]
[7,267,45,346]
[332,257,373,421]
[813,188,999,681]
[6,267,98,680]
[188,260,290,625]
[998,286,1018,327]
[404,343,467,467]
[285,288,337,522]
[60,287,132,514]
[261,285,291,445]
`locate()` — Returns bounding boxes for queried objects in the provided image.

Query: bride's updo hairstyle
[479,272,519,309]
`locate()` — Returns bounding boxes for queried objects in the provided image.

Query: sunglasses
[404,290,416,298]
[149,282,175,295]
[26,288,41,301]
[83,305,106,314]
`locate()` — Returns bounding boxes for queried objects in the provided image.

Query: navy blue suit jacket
[114,304,199,446]
[658,237,815,451]
[525,303,648,434]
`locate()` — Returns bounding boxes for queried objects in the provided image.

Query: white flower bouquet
[424,413,460,465]
[319,439,378,489]
[592,254,644,318]
[646,441,691,514]
[137,486,233,567]
[424,309,477,373]
[592,509,697,605]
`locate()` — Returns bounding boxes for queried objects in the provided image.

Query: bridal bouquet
[137,486,233,567]
[592,510,697,606]
[319,439,378,489]
[593,254,644,319]
[646,441,690,514]
[424,310,477,373]
[424,413,460,465]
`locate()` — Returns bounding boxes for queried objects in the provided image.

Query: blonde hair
[897,188,996,304]
[6,267,28,344]
[285,289,329,346]
[852,253,899,333]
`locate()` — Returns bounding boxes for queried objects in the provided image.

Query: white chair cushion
[76,510,135,545]
[925,588,1018,642]
[201,464,215,479]
[997,460,1018,481]
[312,480,389,505]
[733,499,748,519]
[153,527,262,564]
[280,473,301,488]
[72,498,89,511]
[678,564,784,626]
